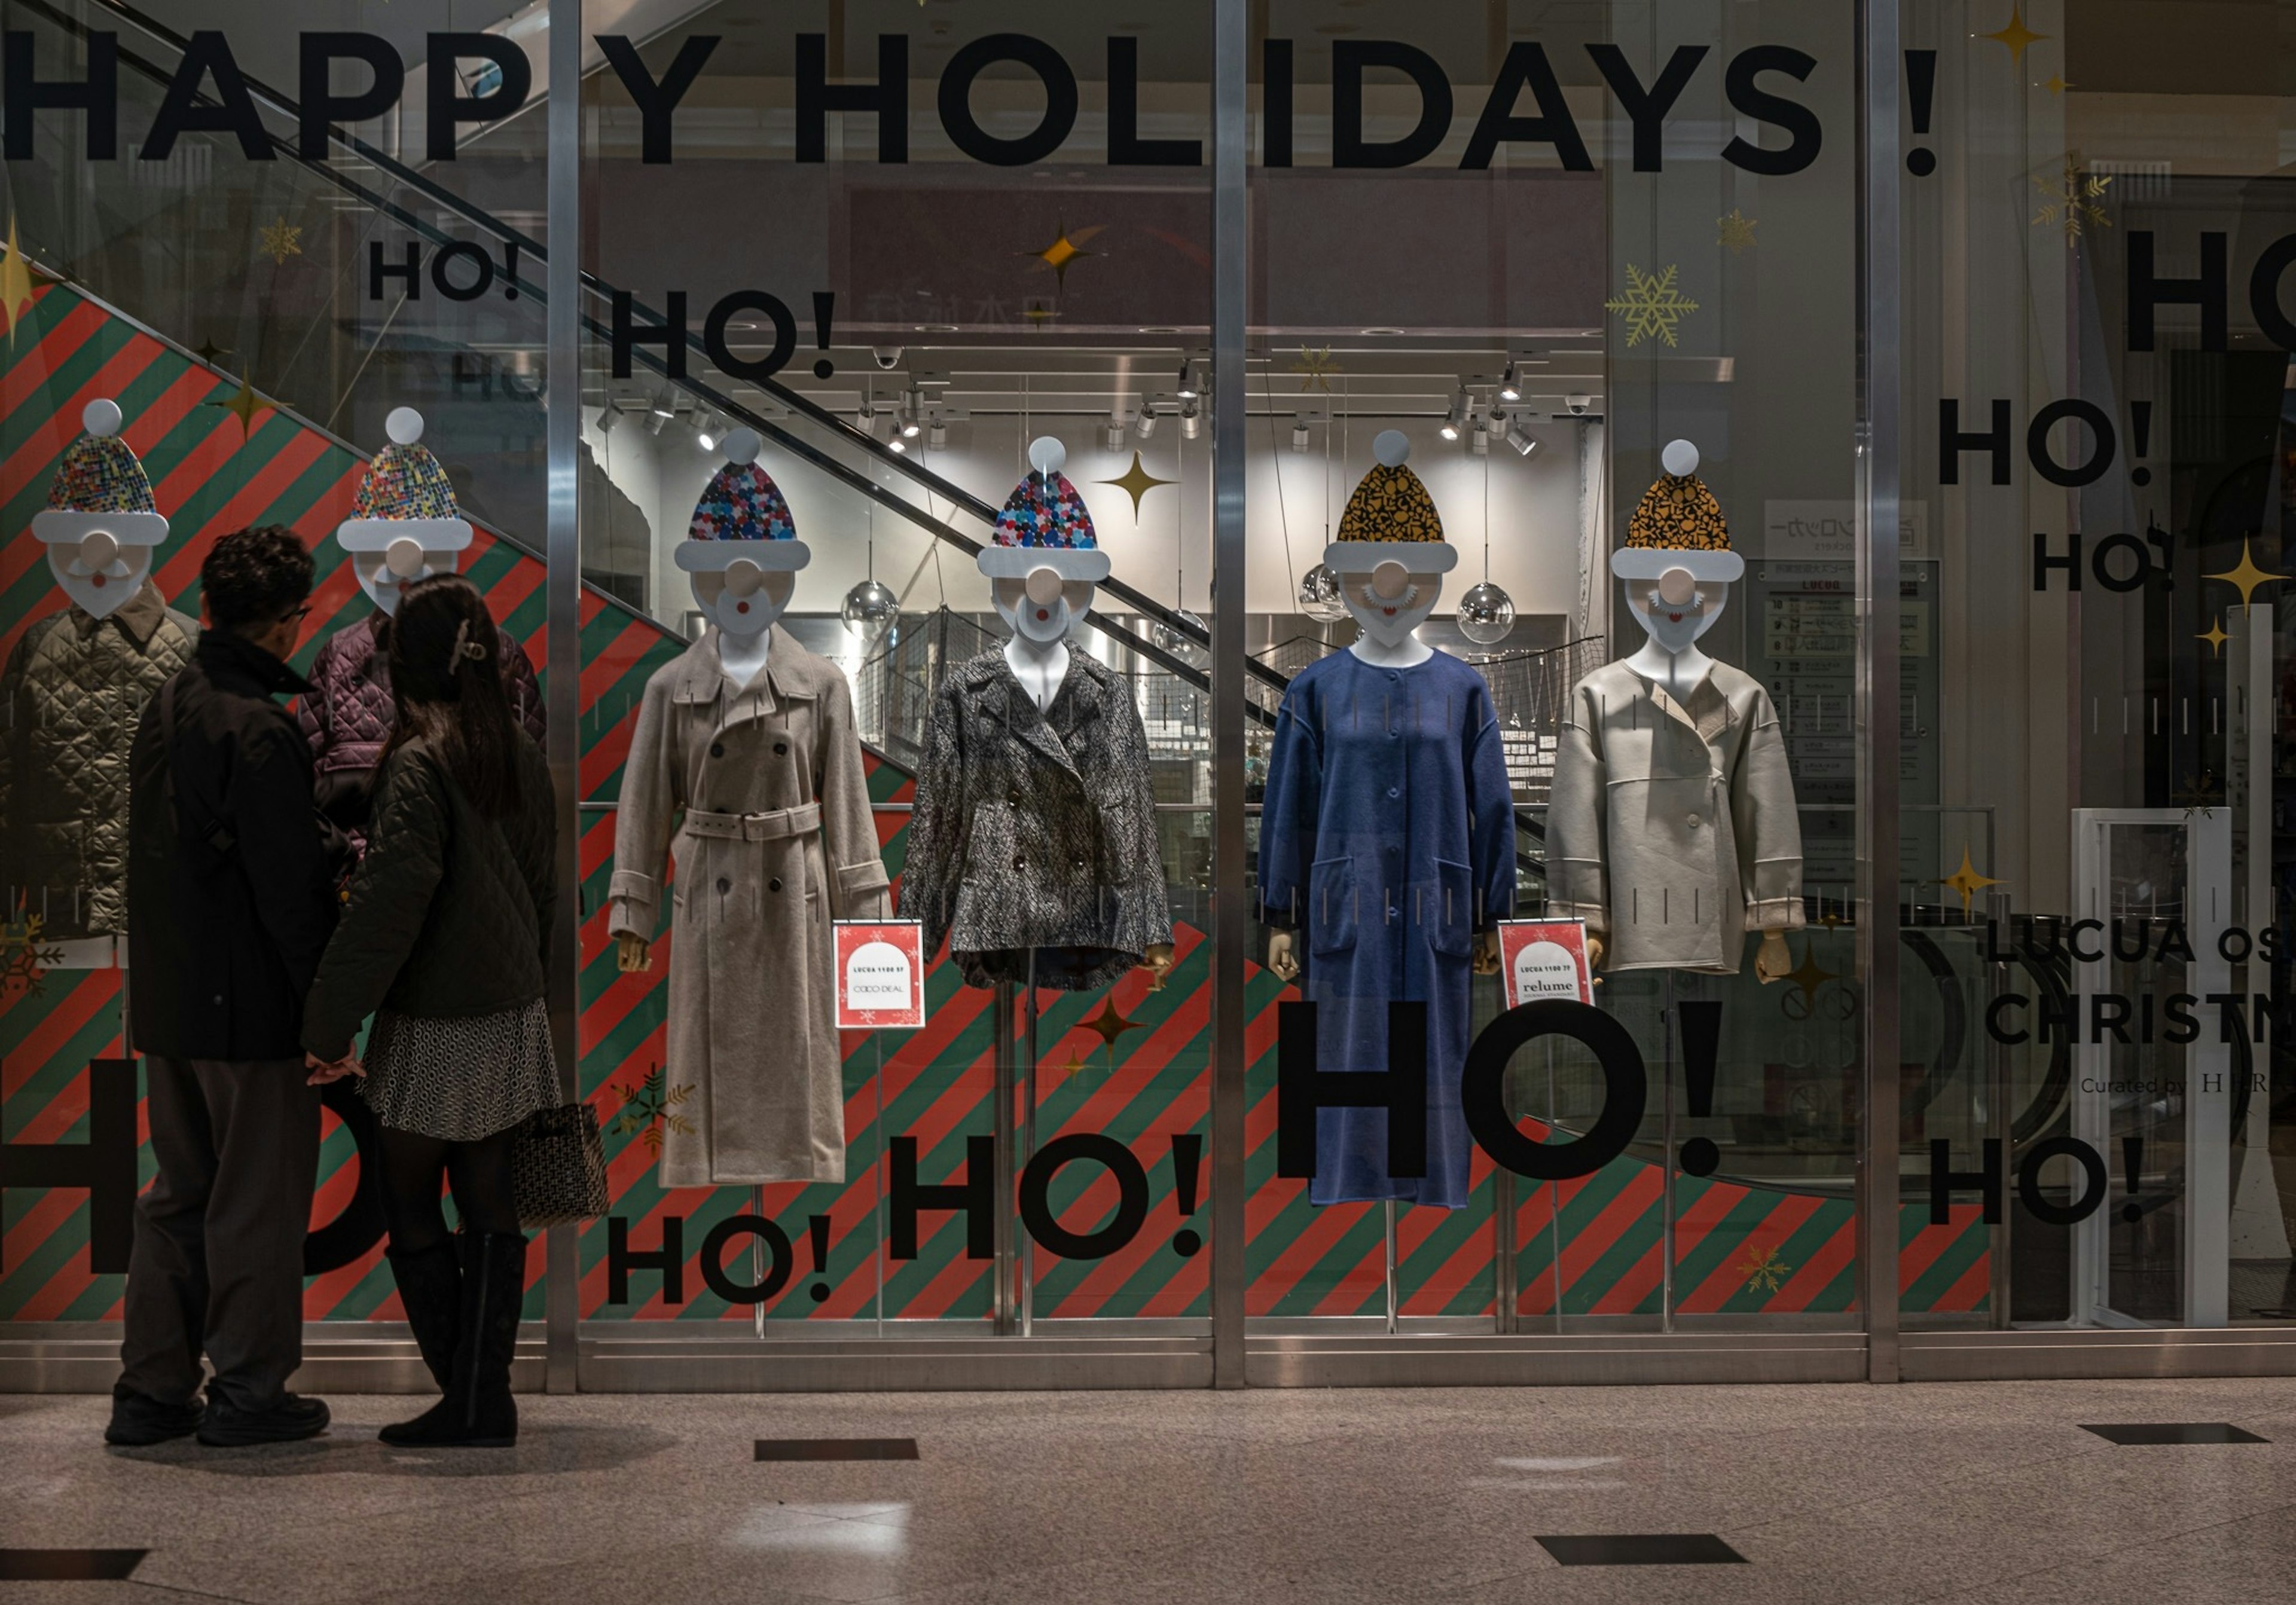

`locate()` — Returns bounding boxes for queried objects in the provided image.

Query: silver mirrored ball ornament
[1455,580,1516,646]
[1297,563,1348,623]
[841,578,899,631]
[1153,607,1211,670]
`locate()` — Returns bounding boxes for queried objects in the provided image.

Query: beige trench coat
[1546,658,1804,974]
[608,628,891,1186]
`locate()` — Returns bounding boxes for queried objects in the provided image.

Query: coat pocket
[1306,855,1358,956]
[1424,858,1475,959]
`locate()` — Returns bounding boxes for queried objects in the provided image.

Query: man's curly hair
[200,525,313,632]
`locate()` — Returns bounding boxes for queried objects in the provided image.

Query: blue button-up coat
[1257,649,1517,1208]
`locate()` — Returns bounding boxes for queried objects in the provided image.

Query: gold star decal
[1079,994,1146,1056]
[1983,5,2048,63]
[2045,74,2073,95]
[1291,346,1340,393]
[206,375,272,440]
[193,338,231,368]
[2205,537,2286,607]
[1717,210,1758,252]
[1741,1245,1792,1294]
[2198,617,2231,658]
[1605,263,1699,348]
[256,215,303,266]
[1021,218,1103,291]
[0,215,36,346]
[1048,1047,1089,1087]
[1022,299,1060,324]
[1098,450,1177,521]
[1782,940,1837,1013]
[1938,845,2004,915]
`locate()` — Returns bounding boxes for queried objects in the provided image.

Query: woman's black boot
[375,1233,526,1448]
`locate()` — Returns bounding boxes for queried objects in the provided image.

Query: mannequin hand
[1586,934,1604,973]
[1472,929,1501,976]
[1754,929,1793,984]
[1267,931,1299,982]
[616,933,654,974]
[1141,942,1176,990]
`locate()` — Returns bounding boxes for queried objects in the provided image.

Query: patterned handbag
[511,1102,609,1230]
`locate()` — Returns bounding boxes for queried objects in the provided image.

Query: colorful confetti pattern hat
[675,429,811,572]
[978,438,1112,582]
[337,408,474,556]
[33,399,169,548]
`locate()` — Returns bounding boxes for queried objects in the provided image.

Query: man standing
[112,527,341,1448]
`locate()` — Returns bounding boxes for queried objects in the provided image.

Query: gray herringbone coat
[900,647,1171,991]
[609,628,890,1187]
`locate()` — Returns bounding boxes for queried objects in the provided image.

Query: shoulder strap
[161,675,236,862]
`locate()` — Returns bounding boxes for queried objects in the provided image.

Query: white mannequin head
[1327,431,1456,650]
[980,436,1109,647]
[676,428,808,638]
[1612,439,1740,658]
[35,399,168,621]
[338,408,474,616]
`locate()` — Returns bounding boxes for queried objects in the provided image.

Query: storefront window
[1900,1,2296,1341]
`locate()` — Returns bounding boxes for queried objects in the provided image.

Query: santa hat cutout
[1613,439,1743,582]
[674,429,810,573]
[977,437,1112,583]
[33,399,169,574]
[1324,430,1457,575]
[337,408,474,571]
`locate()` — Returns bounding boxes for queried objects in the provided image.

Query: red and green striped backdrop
[0,279,1986,1336]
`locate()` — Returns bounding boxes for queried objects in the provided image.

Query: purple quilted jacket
[297,612,546,851]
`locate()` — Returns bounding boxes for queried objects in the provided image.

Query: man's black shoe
[196,1392,331,1447]
[104,1387,203,1446]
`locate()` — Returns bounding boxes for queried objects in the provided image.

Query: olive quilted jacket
[0,582,196,939]
[301,732,557,1062]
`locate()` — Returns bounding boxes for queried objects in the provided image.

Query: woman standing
[303,576,557,1448]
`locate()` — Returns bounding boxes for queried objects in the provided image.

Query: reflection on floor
[5,1378,2296,1602]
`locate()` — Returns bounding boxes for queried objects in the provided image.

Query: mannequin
[306,407,542,852]
[1,398,193,953]
[1550,439,1801,982]
[899,436,1176,989]
[606,427,893,1188]
[1268,431,1498,984]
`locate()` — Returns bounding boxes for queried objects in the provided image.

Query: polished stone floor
[5,1377,2296,1602]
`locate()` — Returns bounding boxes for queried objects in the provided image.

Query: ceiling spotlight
[697,414,720,452]
[857,398,878,438]
[928,414,948,451]
[889,437,908,453]
[1439,400,1463,442]
[1507,430,1538,460]
[596,402,621,435]
[1180,398,1201,440]
[899,401,921,439]
[1498,362,1522,402]
[1291,415,1311,454]
[1104,415,1126,451]
[1176,362,1199,402]
[1136,406,1158,440]
[648,383,676,419]
[1469,415,1490,455]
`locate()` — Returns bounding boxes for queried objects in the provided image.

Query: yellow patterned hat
[1326,431,1458,575]
[1613,439,1744,582]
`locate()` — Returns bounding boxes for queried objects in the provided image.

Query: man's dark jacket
[127,631,342,1060]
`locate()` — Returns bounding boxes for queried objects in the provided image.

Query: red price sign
[1495,920,1595,1008]
[833,920,927,1031]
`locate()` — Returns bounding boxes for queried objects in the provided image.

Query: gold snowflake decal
[0,910,61,998]
[1717,210,1758,253]
[1741,1245,1792,1294]
[1291,346,1340,393]
[1605,264,1699,348]
[256,215,303,266]
[609,1064,694,1154]
[2034,156,2111,244]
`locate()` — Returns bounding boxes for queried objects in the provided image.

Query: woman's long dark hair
[379,574,521,820]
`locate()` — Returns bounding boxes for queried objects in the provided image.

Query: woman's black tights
[378,1126,521,1254]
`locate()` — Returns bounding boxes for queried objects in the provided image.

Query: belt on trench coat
[683,802,822,842]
